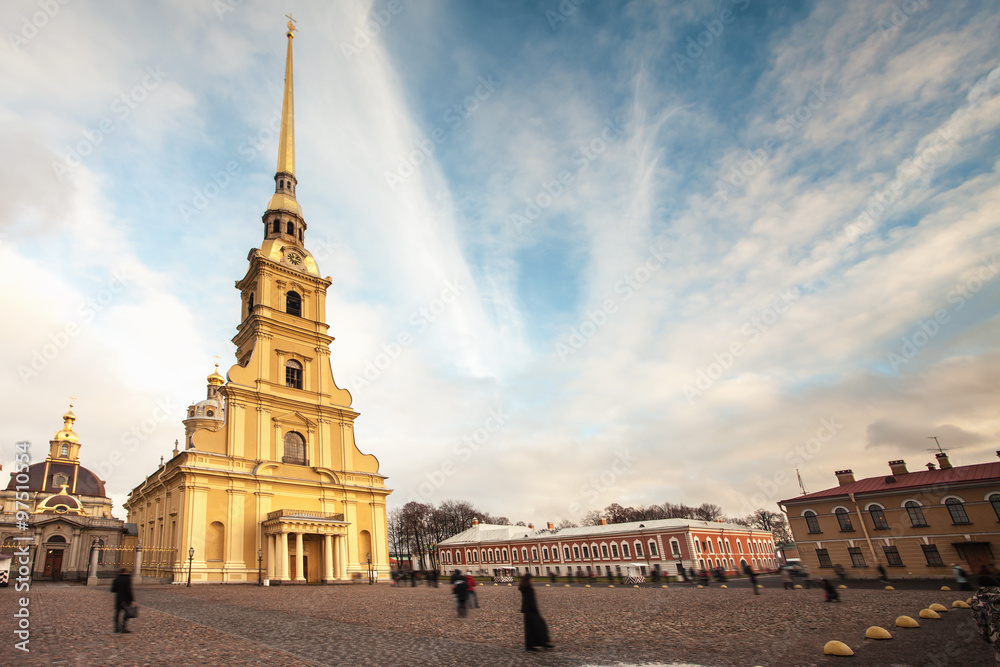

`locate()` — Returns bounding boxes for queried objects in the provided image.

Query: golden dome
[53,405,79,443]
[207,364,225,386]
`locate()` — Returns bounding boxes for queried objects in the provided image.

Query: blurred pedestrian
[834,564,846,580]
[519,573,552,652]
[953,563,972,591]
[452,572,469,617]
[781,567,793,590]
[111,568,135,633]
[820,577,839,602]
[877,564,889,584]
[465,571,479,608]
[743,563,759,595]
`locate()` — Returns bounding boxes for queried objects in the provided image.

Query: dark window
[847,547,866,568]
[271,220,278,234]
[649,541,657,556]
[247,293,254,315]
[905,501,928,527]
[921,544,944,566]
[285,359,303,389]
[991,494,1000,521]
[531,548,537,560]
[601,544,608,558]
[869,506,889,530]
[542,547,548,560]
[622,543,630,558]
[286,291,302,317]
[282,431,306,465]
[582,545,589,559]
[945,498,970,524]
[835,508,854,532]
[299,229,303,242]
[286,221,294,235]
[521,548,527,562]
[511,550,517,563]
[573,546,580,559]
[816,549,832,568]
[636,543,644,557]
[804,511,821,534]
[502,549,508,561]
[883,546,903,566]
[611,543,619,558]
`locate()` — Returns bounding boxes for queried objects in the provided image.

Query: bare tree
[694,503,723,522]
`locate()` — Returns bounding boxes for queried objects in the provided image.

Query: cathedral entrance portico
[263,510,348,584]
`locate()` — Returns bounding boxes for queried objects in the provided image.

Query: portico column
[337,535,346,579]
[324,534,334,582]
[294,532,305,581]
[266,534,275,580]
[278,532,289,581]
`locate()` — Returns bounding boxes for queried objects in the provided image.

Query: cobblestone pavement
[1,579,994,666]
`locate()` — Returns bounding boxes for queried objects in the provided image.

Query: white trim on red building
[437,518,777,578]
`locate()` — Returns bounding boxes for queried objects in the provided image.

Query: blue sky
[2,0,999,524]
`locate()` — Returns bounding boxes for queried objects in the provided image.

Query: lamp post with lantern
[257,549,263,586]
[186,547,194,587]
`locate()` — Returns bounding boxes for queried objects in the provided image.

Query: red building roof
[779,461,1000,504]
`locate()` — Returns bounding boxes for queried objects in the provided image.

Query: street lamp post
[366,552,373,585]
[257,549,263,586]
[639,524,650,580]
[186,547,194,587]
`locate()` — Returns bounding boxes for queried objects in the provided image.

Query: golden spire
[277,14,297,177]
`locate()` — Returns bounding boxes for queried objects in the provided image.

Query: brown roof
[5,462,107,497]
[779,461,1000,504]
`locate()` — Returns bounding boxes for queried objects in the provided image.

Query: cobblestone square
[1,578,994,666]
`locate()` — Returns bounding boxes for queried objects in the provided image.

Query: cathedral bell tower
[126,18,389,586]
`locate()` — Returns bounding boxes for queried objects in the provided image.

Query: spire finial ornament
[286,12,297,36]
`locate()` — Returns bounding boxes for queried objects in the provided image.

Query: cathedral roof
[34,485,86,515]
[6,461,108,497]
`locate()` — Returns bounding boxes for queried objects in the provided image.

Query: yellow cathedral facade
[124,20,391,584]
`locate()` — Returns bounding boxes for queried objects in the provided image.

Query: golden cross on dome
[286,13,298,33]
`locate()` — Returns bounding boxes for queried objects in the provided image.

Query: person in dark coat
[743,563,759,595]
[452,571,469,617]
[111,568,135,633]
[820,577,839,602]
[519,573,552,651]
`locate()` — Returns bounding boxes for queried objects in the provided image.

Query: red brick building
[437,518,777,579]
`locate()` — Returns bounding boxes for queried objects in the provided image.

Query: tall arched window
[868,505,889,530]
[945,498,970,524]
[835,507,854,532]
[804,510,821,534]
[282,431,306,465]
[271,220,279,234]
[285,359,303,389]
[286,221,294,235]
[905,501,927,527]
[207,522,225,561]
[247,293,254,315]
[990,493,1000,521]
[286,290,302,317]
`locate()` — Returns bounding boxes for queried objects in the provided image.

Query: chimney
[528,523,534,530]
[888,460,908,475]
[472,518,479,527]
[935,452,953,470]
[599,518,608,525]
[926,462,936,470]
[835,469,855,486]
[547,522,554,530]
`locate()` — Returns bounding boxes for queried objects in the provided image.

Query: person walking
[743,563,759,595]
[518,573,552,652]
[452,570,469,617]
[781,567,793,590]
[465,571,479,608]
[111,568,135,633]
[820,577,840,603]
[954,563,972,591]
[877,564,889,584]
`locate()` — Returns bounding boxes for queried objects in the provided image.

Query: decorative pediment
[271,411,316,429]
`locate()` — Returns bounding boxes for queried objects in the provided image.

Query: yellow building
[780,451,1000,578]
[125,20,391,584]
[1,407,127,582]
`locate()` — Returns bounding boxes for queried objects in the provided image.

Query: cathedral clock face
[287,252,302,266]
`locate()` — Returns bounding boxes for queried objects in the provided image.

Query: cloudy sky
[2,0,998,525]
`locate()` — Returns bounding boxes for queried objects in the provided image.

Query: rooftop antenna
[796,469,808,495]
[926,436,949,454]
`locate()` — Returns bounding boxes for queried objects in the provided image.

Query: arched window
[945,498,970,524]
[502,549,508,561]
[286,221,294,235]
[611,543,619,558]
[247,293,254,314]
[207,522,225,561]
[990,493,1000,521]
[521,547,528,562]
[622,542,630,558]
[835,507,854,532]
[271,220,279,234]
[299,228,303,242]
[905,501,927,527]
[803,510,821,534]
[285,359,303,389]
[48,534,67,543]
[282,431,306,465]
[60,444,69,457]
[286,290,302,317]
[868,505,889,530]
[670,539,681,558]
